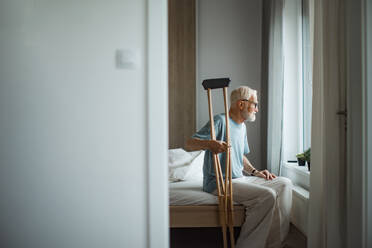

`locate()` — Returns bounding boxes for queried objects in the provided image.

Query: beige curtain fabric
[308,0,347,247]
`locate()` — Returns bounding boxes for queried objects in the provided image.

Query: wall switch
[115,49,137,69]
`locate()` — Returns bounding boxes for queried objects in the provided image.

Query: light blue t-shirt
[192,113,250,193]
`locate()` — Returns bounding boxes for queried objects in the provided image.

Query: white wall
[282,0,303,162]
[197,0,263,168]
[0,1,168,247]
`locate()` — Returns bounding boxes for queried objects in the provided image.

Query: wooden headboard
[168,0,196,149]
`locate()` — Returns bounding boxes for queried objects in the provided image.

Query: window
[282,0,312,163]
[302,0,312,151]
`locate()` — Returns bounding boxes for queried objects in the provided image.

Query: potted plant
[296,152,306,166]
[296,148,311,169]
[304,148,311,171]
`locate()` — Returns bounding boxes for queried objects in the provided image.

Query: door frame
[366,1,372,246]
[345,0,369,247]
[147,0,169,247]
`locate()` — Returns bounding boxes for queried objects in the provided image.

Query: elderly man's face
[241,95,258,122]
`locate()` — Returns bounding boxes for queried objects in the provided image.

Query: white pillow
[183,151,204,181]
[168,148,193,168]
[168,149,204,182]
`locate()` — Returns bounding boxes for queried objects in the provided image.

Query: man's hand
[254,170,277,180]
[208,140,229,154]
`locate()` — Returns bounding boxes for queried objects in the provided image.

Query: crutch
[202,78,235,248]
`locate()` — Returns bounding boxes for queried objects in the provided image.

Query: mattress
[169,180,241,206]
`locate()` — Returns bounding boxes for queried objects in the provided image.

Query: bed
[169,180,245,227]
[168,149,245,228]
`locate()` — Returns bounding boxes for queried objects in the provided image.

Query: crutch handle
[202,78,230,90]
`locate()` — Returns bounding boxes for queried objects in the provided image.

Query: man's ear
[239,101,244,110]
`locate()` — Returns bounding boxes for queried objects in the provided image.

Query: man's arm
[243,155,256,174]
[243,156,276,180]
[185,137,228,154]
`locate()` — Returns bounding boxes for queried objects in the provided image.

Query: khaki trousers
[215,176,292,248]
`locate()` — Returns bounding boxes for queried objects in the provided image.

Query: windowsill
[282,162,310,191]
[284,162,310,175]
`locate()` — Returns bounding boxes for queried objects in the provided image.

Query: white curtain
[308,0,347,247]
[264,0,284,176]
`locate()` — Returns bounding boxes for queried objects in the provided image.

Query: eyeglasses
[241,99,258,108]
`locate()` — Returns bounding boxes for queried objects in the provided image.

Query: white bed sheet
[169,180,218,205]
[169,180,241,206]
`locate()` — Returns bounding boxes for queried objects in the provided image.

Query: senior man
[185,86,292,248]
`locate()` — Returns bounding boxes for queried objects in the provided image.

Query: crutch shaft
[207,89,224,195]
[207,89,228,248]
[223,87,235,247]
[203,82,235,248]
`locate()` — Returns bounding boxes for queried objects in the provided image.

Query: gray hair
[230,86,257,105]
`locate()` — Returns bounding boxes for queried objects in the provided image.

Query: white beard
[242,109,256,122]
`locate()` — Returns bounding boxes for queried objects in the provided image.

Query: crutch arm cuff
[202,78,230,90]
